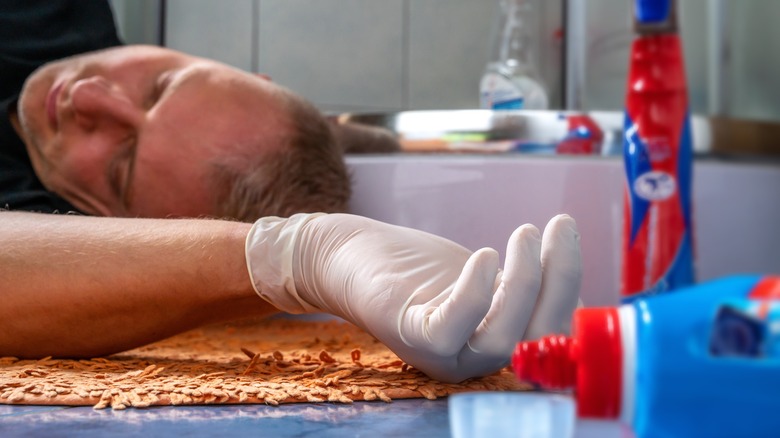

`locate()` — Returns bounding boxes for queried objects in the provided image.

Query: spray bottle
[479,0,548,110]
[622,0,695,297]
[512,275,780,438]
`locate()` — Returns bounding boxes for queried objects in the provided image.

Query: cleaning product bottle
[512,275,780,438]
[622,0,695,297]
[479,0,548,110]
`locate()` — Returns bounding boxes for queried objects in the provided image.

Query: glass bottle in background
[480,0,549,110]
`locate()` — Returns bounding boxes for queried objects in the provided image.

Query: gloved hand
[245,213,581,383]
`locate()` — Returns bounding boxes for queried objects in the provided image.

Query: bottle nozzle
[633,0,678,34]
[515,308,626,419]
[512,334,576,390]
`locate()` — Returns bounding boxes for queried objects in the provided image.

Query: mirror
[332,110,780,158]
[111,0,780,158]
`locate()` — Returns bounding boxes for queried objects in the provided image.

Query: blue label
[623,114,653,246]
[677,115,694,232]
[622,110,695,295]
[710,299,780,358]
[492,98,524,110]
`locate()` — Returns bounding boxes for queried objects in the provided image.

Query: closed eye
[107,136,136,207]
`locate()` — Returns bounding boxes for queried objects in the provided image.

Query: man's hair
[210,92,351,222]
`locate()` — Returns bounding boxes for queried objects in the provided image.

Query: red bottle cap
[512,307,624,419]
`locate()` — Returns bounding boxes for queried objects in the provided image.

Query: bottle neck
[491,0,538,73]
[512,306,636,420]
[512,334,576,390]
[633,0,679,35]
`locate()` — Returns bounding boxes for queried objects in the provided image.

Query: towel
[0,318,526,410]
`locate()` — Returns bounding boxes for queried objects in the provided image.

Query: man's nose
[69,76,143,131]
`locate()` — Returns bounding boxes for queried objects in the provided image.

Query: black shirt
[0,0,122,213]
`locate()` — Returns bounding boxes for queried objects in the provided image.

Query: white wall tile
[165,0,255,72]
[582,0,631,111]
[110,0,162,45]
[584,0,710,114]
[409,0,562,110]
[257,0,405,113]
[158,2,780,120]
[729,1,780,121]
[408,0,496,110]
[679,0,709,114]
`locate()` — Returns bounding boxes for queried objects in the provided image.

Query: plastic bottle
[622,0,695,297]
[512,275,780,438]
[479,0,548,110]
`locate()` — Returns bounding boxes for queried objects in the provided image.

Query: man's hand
[246,213,581,383]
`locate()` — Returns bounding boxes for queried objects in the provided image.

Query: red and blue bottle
[622,0,695,297]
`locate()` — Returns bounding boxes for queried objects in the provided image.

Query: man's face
[14,45,288,217]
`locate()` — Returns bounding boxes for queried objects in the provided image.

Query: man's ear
[255,73,272,81]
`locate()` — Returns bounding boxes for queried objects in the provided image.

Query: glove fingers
[426,247,499,357]
[524,214,582,341]
[466,224,542,356]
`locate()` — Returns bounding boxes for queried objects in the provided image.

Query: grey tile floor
[1,399,446,438]
[0,399,631,437]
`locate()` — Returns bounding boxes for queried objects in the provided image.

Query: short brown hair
[210,91,351,222]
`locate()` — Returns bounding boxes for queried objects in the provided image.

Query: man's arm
[0,212,278,359]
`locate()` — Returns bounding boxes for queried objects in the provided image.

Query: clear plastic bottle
[480,0,549,110]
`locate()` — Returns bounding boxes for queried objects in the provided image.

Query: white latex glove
[245,213,581,383]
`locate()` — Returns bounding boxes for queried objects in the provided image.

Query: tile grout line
[252,0,260,74]
[402,0,410,110]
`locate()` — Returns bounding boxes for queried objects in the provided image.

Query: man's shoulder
[0,0,123,100]
[0,98,81,215]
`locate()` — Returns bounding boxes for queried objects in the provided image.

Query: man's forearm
[0,212,277,358]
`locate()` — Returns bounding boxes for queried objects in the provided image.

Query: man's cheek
[55,149,109,192]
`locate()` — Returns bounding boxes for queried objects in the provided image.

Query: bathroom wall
[163,0,564,113]
[160,0,525,113]
[105,1,780,302]
[109,0,162,46]
[111,0,559,113]
[583,0,780,121]
[111,0,780,122]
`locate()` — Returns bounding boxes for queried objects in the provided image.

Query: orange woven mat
[0,318,526,410]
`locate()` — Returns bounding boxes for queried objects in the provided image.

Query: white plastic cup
[448,392,575,438]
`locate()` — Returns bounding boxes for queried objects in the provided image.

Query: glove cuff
[245,213,325,314]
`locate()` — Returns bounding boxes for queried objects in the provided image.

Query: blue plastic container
[513,275,780,438]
